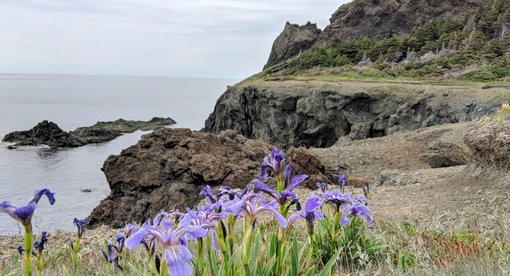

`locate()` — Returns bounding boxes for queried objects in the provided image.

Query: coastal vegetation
[270,0,510,82]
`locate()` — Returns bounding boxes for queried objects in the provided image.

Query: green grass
[1,219,509,275]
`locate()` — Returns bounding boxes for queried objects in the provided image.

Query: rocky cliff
[318,0,489,42]
[204,80,501,148]
[87,128,333,228]
[264,22,321,69]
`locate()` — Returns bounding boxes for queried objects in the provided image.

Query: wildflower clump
[1,147,382,275]
[0,189,55,276]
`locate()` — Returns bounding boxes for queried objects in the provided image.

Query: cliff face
[204,81,501,148]
[318,0,489,42]
[264,22,321,69]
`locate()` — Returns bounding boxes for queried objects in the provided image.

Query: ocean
[0,74,235,234]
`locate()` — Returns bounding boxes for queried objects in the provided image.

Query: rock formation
[317,0,489,42]
[204,81,500,148]
[264,22,321,69]
[87,128,334,228]
[2,117,175,148]
[2,121,83,148]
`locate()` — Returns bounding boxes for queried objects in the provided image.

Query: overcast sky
[0,1,349,79]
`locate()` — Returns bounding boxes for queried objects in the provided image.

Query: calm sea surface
[0,74,235,234]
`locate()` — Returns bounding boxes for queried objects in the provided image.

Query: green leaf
[290,236,299,276]
[304,266,316,276]
[318,249,341,276]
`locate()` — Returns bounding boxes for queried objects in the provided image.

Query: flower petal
[125,225,149,249]
[267,207,287,228]
[340,214,350,226]
[286,174,308,192]
[12,203,36,223]
[304,195,322,212]
[164,244,193,276]
[31,189,56,205]
[252,179,277,199]
[287,213,302,223]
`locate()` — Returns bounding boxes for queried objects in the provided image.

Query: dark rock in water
[264,22,321,70]
[204,83,500,149]
[3,120,84,148]
[87,128,333,228]
[6,145,17,150]
[2,117,176,148]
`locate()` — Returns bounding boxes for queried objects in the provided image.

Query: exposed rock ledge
[204,80,501,148]
[87,128,333,228]
[2,117,175,148]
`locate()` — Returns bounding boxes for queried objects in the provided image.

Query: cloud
[0,0,349,79]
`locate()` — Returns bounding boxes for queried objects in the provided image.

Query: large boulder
[87,128,333,228]
[264,22,321,70]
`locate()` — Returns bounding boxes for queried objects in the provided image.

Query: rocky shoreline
[2,117,176,148]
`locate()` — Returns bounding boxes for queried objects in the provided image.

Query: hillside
[264,0,510,82]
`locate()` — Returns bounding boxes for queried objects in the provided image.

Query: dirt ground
[312,121,510,239]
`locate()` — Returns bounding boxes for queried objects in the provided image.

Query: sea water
[0,74,235,234]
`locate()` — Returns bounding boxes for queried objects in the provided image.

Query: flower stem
[23,223,33,276]
[36,252,43,276]
[242,225,253,276]
[305,235,314,270]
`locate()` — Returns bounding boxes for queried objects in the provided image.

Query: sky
[0,0,349,79]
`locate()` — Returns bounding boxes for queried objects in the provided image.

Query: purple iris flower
[288,194,324,224]
[252,172,307,210]
[199,185,216,205]
[101,243,122,270]
[200,185,248,206]
[356,195,369,206]
[153,209,184,231]
[112,235,126,253]
[101,243,115,263]
[338,173,346,193]
[216,185,248,201]
[141,236,156,257]
[223,191,287,228]
[0,189,55,226]
[257,146,285,178]
[181,206,225,251]
[116,223,139,238]
[125,218,207,276]
[34,231,48,254]
[316,182,328,193]
[340,200,372,226]
[322,189,352,211]
[73,218,87,238]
